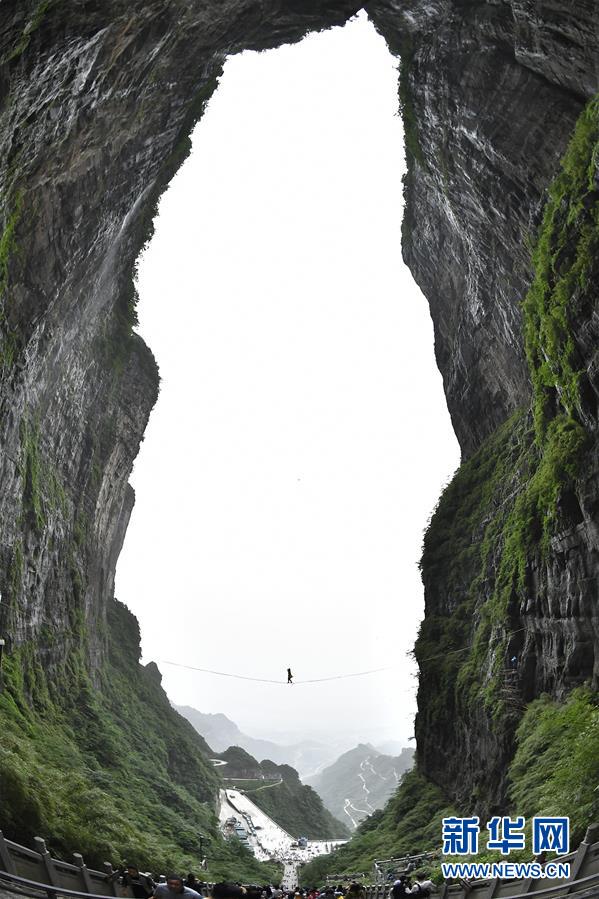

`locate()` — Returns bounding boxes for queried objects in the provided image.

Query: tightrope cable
[157,661,283,684]
[157,626,530,684]
[157,660,391,684]
[295,667,390,684]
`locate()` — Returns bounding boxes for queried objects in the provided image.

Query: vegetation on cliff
[417,411,534,732]
[417,91,598,791]
[509,687,599,844]
[524,94,599,437]
[0,598,279,882]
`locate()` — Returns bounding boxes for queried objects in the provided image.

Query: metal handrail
[491,870,599,899]
[375,853,438,866]
[373,852,440,882]
[0,869,114,899]
[363,869,599,899]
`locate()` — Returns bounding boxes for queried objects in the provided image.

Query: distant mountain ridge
[175,705,410,836]
[306,743,415,830]
[176,706,350,838]
[175,705,340,776]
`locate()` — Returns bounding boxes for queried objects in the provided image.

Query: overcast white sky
[115,12,460,752]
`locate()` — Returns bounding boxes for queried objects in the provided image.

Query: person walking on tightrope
[287,667,293,684]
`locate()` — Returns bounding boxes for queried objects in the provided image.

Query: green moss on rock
[418,95,599,729]
[524,94,599,437]
[19,418,69,534]
[0,599,280,882]
[0,190,23,368]
[8,1,57,62]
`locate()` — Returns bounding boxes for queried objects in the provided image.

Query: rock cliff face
[379,0,599,815]
[0,0,363,676]
[370,0,594,456]
[1,0,599,851]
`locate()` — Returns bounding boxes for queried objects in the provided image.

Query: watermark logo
[441,816,570,880]
[486,816,526,855]
[441,862,571,881]
[533,818,570,855]
[442,816,480,855]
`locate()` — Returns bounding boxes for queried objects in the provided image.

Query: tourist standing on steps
[390,878,409,899]
[151,875,202,899]
[111,865,155,899]
[345,883,365,899]
[408,876,435,896]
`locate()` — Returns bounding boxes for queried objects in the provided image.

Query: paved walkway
[219,788,347,868]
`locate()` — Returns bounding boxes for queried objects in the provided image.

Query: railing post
[34,837,60,887]
[482,878,498,899]
[518,877,534,894]
[0,830,16,874]
[566,822,599,890]
[104,862,120,897]
[582,823,599,846]
[74,852,94,894]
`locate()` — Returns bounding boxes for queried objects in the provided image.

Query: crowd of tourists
[110,867,435,899]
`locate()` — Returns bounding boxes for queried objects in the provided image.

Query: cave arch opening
[116,11,460,761]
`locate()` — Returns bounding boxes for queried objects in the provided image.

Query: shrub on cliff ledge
[509,688,599,844]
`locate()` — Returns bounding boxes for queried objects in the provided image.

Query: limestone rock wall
[368,0,599,811]
[0,0,361,673]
